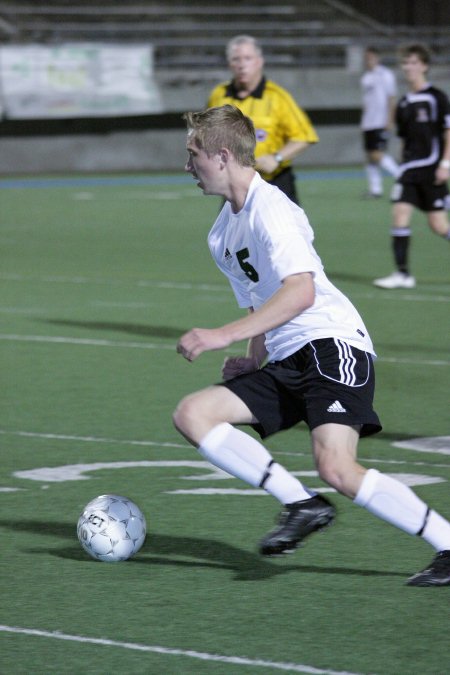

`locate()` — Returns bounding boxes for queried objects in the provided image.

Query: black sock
[392,234,410,274]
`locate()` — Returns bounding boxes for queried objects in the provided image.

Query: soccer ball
[77,494,146,562]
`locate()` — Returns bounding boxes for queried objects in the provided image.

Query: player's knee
[315,451,357,495]
[172,394,199,437]
[428,216,449,237]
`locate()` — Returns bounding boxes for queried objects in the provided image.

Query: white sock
[420,510,450,551]
[380,154,399,177]
[365,163,382,195]
[199,423,314,504]
[354,469,450,550]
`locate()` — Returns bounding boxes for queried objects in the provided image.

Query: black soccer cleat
[406,550,450,587]
[259,494,336,556]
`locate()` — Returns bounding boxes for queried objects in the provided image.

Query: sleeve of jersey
[386,70,397,97]
[278,89,319,144]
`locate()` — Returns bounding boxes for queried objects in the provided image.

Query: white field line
[0,273,230,293]
[0,625,364,675]
[1,272,449,299]
[278,453,450,470]
[0,429,189,449]
[0,332,448,367]
[349,291,449,303]
[0,333,175,351]
[1,430,448,471]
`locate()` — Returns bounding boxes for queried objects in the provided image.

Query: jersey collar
[226,76,266,100]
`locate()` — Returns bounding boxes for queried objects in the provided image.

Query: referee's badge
[255,128,267,142]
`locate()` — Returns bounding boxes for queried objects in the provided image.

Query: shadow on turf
[39,318,184,339]
[130,534,409,581]
[2,520,407,581]
[328,271,449,289]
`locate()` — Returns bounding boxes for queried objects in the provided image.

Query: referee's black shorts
[220,338,382,439]
[268,167,300,205]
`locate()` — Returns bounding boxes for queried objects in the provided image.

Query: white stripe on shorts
[311,339,370,387]
[335,338,357,385]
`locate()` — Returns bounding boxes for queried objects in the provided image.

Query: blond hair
[183,105,256,167]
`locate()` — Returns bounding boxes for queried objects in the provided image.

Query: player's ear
[218,148,231,165]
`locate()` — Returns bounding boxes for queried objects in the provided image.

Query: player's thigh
[427,210,449,235]
[367,149,382,163]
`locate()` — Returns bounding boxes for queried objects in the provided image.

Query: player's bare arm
[435,128,450,184]
[256,141,309,174]
[177,272,314,362]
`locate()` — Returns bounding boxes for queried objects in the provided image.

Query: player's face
[365,50,379,70]
[185,137,222,195]
[401,54,428,86]
[228,43,264,90]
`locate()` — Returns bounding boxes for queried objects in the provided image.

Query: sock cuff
[199,422,233,452]
[391,227,411,237]
[353,468,380,507]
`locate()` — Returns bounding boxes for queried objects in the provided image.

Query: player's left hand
[435,164,450,185]
[177,327,231,361]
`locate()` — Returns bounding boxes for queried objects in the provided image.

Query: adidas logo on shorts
[327,400,347,413]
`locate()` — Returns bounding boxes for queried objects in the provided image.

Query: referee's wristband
[439,159,450,169]
[274,152,283,164]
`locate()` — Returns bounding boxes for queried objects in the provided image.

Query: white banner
[0,43,163,118]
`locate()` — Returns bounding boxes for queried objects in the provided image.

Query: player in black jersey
[374,44,450,289]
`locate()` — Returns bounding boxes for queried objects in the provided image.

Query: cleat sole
[260,515,334,557]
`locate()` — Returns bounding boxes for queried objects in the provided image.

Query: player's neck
[234,75,262,99]
[226,169,256,213]
[409,74,428,92]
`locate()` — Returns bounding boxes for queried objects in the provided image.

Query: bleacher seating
[0,0,449,68]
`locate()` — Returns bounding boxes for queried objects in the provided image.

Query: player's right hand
[222,356,259,380]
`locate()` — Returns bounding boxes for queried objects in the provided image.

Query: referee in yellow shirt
[207,35,319,205]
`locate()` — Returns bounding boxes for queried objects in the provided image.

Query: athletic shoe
[373,271,416,289]
[406,550,450,587]
[259,494,336,556]
[362,191,382,199]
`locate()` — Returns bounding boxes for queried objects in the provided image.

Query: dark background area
[345,0,450,26]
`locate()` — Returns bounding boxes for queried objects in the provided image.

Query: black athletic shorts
[391,180,450,212]
[220,338,382,439]
[363,129,389,153]
[268,166,300,205]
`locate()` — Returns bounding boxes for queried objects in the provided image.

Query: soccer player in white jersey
[360,46,399,198]
[174,104,450,586]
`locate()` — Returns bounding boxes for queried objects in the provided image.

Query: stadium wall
[1,65,449,175]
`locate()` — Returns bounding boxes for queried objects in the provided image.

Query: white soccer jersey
[361,65,397,130]
[208,173,375,362]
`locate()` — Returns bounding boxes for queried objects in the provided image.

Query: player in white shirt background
[361,46,399,197]
[174,104,450,586]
